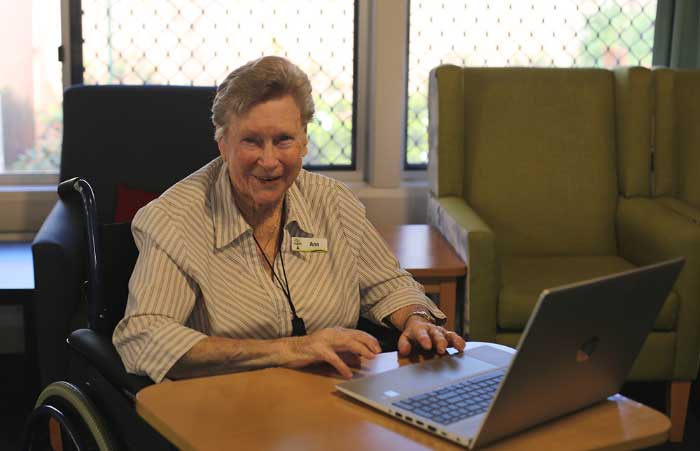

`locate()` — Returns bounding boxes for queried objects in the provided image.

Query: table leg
[23,294,40,404]
[439,280,457,332]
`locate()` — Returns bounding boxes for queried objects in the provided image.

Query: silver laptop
[337,258,684,448]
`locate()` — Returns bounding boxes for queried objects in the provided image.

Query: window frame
[4,0,665,233]
[0,0,414,188]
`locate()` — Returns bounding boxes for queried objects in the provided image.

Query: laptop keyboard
[392,370,505,425]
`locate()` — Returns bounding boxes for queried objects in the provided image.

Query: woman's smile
[254,174,282,183]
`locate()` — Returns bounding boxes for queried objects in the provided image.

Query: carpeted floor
[2,353,697,451]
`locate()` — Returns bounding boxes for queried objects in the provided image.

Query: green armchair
[652,66,700,430]
[426,65,700,441]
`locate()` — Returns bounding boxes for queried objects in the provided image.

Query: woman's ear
[217,136,227,162]
[301,126,309,157]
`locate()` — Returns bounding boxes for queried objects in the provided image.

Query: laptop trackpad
[466,345,514,368]
[358,353,501,399]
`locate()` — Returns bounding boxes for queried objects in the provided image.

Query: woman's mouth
[255,175,282,183]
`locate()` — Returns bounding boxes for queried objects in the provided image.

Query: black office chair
[31,85,220,393]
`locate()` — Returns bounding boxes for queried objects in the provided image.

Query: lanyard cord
[252,216,306,335]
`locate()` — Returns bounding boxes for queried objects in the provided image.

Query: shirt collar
[211,163,316,249]
[211,159,251,249]
[284,172,316,237]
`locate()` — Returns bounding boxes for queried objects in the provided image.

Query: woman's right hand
[283,327,381,378]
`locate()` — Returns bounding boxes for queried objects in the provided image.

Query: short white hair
[211,56,315,141]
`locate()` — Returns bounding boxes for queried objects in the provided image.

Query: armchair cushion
[498,256,679,331]
[459,68,619,256]
[114,184,159,223]
[655,196,700,224]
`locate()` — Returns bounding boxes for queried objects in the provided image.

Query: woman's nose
[258,142,278,169]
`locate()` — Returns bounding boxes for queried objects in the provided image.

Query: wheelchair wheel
[22,381,118,451]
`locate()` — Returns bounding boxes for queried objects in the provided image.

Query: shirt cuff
[367,286,447,328]
[136,322,208,383]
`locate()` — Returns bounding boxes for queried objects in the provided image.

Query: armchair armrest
[428,195,499,341]
[618,197,700,379]
[32,200,87,387]
[68,328,153,397]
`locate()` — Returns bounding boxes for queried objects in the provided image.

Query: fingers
[446,330,467,352]
[337,351,362,367]
[413,328,433,351]
[344,337,379,360]
[428,327,448,354]
[346,329,382,355]
[398,333,412,356]
[400,323,466,355]
[322,350,353,379]
[302,328,381,378]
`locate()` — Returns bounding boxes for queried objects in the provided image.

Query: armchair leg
[666,381,691,442]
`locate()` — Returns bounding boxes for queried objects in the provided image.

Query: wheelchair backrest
[59,178,139,336]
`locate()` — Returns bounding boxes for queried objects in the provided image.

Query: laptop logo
[576,336,600,363]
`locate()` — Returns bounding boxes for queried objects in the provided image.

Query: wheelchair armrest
[68,328,153,397]
[32,201,87,387]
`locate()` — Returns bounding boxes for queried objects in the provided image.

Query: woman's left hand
[397,316,467,356]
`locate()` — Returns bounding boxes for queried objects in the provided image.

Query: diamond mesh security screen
[82,0,356,168]
[407,0,658,167]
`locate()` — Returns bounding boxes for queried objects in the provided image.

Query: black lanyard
[253,218,307,337]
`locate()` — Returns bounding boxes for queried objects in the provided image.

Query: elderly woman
[113,56,465,383]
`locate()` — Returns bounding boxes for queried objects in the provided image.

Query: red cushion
[114,184,159,223]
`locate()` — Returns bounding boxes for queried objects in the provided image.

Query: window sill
[0,177,432,237]
[0,185,57,239]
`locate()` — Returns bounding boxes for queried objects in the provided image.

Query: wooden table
[376,225,466,332]
[136,343,670,451]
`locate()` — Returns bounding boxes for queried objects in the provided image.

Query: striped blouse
[113,158,445,382]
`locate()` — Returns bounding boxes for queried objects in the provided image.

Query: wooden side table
[0,242,38,402]
[376,225,466,333]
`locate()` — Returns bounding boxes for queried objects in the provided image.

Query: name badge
[291,237,328,253]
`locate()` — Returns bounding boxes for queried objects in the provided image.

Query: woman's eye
[276,136,293,146]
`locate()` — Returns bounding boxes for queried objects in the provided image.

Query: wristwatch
[403,310,435,329]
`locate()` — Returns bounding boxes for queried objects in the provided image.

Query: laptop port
[405,417,413,422]
[427,426,436,432]
[416,421,424,425]
[395,412,402,418]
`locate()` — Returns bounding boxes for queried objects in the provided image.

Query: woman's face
[218,95,308,215]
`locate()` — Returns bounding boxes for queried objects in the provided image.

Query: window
[406,0,658,168]
[0,0,62,174]
[81,0,357,169]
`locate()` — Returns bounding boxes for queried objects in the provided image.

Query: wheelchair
[21,178,172,450]
[23,84,220,450]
